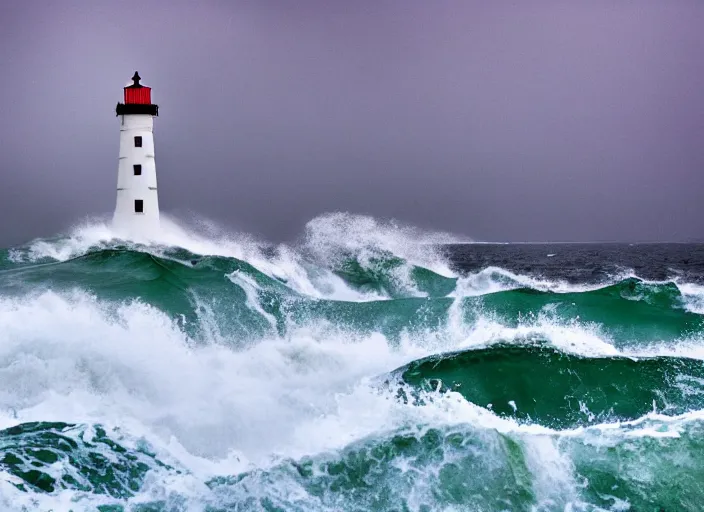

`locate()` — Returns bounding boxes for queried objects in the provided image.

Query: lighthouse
[113,72,160,238]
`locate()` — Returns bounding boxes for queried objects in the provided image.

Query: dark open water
[448,243,704,283]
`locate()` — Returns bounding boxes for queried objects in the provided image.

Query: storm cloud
[1,0,703,245]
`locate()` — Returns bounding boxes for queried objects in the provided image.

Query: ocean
[1,213,703,511]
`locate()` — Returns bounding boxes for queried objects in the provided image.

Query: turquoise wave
[395,343,704,429]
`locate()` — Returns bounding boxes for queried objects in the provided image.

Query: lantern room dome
[124,71,152,105]
[116,71,158,116]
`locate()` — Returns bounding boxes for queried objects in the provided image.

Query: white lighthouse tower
[112,72,160,239]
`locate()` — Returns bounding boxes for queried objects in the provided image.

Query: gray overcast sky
[1,1,703,246]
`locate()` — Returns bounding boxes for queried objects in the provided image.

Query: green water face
[331,252,457,298]
[397,344,704,429]
[462,279,704,345]
[206,426,537,512]
[570,419,704,511]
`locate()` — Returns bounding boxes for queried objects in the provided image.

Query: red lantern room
[116,71,159,116]
[124,72,152,104]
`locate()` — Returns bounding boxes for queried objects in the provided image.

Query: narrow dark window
[133,164,142,175]
[134,136,142,147]
[134,199,144,213]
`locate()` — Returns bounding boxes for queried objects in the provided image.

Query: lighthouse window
[134,200,144,213]
[133,164,142,175]
[134,136,143,147]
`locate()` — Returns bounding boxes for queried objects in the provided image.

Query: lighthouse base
[112,188,160,241]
